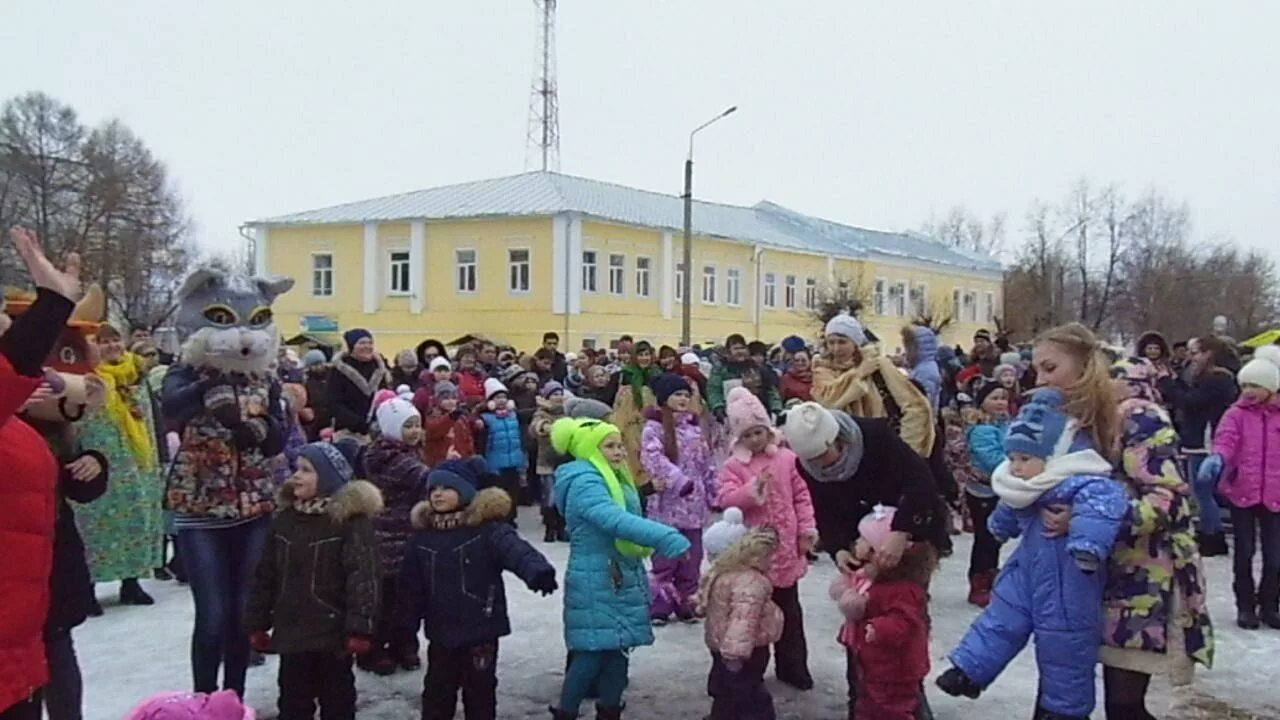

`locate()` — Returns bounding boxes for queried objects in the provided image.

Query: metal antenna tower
[525,0,560,171]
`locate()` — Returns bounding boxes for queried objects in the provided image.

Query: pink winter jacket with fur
[703,568,784,662]
[1214,395,1280,511]
[716,445,817,588]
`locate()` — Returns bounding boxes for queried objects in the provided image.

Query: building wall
[264,214,1002,353]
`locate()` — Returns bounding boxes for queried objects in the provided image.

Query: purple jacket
[639,410,715,530]
[1214,395,1280,512]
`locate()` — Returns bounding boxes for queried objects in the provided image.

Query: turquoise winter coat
[481,411,526,473]
[553,458,688,651]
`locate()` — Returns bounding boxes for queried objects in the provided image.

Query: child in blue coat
[399,457,557,720]
[548,418,692,720]
[479,378,525,523]
[937,388,1128,720]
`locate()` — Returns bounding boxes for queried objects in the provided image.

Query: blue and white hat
[298,441,357,496]
[1003,387,1074,460]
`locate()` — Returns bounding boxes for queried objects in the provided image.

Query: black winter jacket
[327,352,390,435]
[362,436,429,578]
[303,368,333,442]
[398,488,555,649]
[797,417,947,558]
[245,481,384,653]
[1161,369,1238,450]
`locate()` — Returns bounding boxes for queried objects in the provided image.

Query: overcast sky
[4,1,1278,261]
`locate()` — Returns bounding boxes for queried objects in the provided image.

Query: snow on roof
[251,171,1000,273]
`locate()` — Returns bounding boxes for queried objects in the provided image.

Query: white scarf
[990,449,1113,509]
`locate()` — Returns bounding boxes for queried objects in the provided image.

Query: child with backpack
[398,458,558,720]
[245,441,383,720]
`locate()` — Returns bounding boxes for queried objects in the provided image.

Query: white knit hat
[396,384,413,401]
[1254,344,1280,369]
[484,377,509,400]
[781,401,840,460]
[824,314,867,346]
[429,357,452,372]
[703,507,749,559]
[681,352,700,366]
[1238,358,1280,393]
[999,351,1021,367]
[375,397,421,443]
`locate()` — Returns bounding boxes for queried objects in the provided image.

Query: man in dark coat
[541,332,568,382]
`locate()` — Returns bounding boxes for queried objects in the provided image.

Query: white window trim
[582,249,599,294]
[726,266,743,307]
[701,264,718,305]
[310,251,335,298]
[910,281,928,318]
[803,276,818,309]
[985,291,996,323]
[675,261,686,303]
[963,288,978,322]
[455,247,478,294]
[784,274,798,309]
[952,287,962,320]
[888,279,907,317]
[386,248,411,297]
[507,247,531,295]
[873,277,887,316]
[763,272,777,309]
[635,256,652,298]
[608,252,626,297]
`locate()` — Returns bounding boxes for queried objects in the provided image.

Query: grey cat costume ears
[175,267,294,306]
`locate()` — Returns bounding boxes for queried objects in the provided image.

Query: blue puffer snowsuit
[908,326,942,410]
[481,411,526,473]
[949,465,1128,718]
[553,458,689,651]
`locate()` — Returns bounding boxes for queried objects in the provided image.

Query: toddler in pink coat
[125,691,254,720]
[698,511,785,720]
[715,386,818,690]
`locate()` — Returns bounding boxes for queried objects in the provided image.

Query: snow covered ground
[80,508,1279,719]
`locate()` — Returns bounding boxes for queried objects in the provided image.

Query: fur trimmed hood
[277,479,385,522]
[410,486,513,529]
[332,351,391,397]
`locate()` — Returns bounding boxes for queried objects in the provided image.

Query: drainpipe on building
[563,216,572,346]
[753,245,764,340]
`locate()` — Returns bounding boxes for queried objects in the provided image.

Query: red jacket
[0,353,59,711]
[452,368,487,408]
[421,412,479,467]
[849,579,930,720]
[779,370,813,404]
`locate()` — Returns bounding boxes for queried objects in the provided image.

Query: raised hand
[9,227,82,301]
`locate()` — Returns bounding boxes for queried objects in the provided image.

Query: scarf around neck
[798,410,865,483]
[620,363,660,406]
[96,352,155,470]
[990,448,1113,509]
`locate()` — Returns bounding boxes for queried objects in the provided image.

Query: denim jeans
[1187,454,1224,534]
[175,517,270,696]
[42,627,82,720]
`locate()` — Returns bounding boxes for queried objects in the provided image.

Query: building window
[804,277,818,309]
[952,288,961,320]
[763,272,777,308]
[455,249,477,293]
[873,278,887,315]
[387,250,411,295]
[635,256,651,297]
[675,262,686,302]
[608,253,625,296]
[508,248,530,293]
[963,290,977,321]
[582,250,598,293]
[910,282,927,318]
[311,253,333,297]
[726,267,742,306]
[889,281,906,316]
[985,291,995,323]
[581,338,597,350]
[784,275,797,309]
[702,265,717,304]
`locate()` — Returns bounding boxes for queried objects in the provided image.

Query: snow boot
[967,570,995,608]
[1259,569,1280,629]
[397,647,421,671]
[1238,606,1262,630]
[595,704,624,720]
[935,667,982,699]
[556,510,570,542]
[86,595,104,618]
[1198,531,1229,557]
[1104,701,1155,720]
[120,578,154,606]
[543,507,558,543]
[776,668,814,691]
[547,708,577,720]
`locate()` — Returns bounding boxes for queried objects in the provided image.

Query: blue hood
[912,326,940,368]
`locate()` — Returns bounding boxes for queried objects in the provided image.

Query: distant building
[247,171,1002,351]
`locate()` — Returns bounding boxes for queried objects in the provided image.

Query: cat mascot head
[173,267,294,375]
[3,284,109,423]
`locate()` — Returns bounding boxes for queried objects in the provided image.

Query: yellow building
[247,171,1002,352]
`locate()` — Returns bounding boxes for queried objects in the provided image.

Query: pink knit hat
[726,387,780,462]
[125,691,255,720]
[857,505,897,552]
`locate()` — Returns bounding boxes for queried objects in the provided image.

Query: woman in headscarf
[811,313,935,458]
[77,323,164,608]
[612,341,661,493]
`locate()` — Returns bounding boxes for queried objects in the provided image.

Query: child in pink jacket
[698,511,785,720]
[715,386,818,690]
[1203,354,1280,629]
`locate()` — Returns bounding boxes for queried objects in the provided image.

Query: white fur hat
[1253,344,1280,369]
[1238,358,1280,393]
[681,352,700,366]
[781,401,841,460]
[375,397,421,443]
[703,507,749,559]
[429,357,452,372]
[824,313,867,346]
[484,377,509,400]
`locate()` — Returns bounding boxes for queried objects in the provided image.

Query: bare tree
[807,273,872,328]
[921,206,1007,257]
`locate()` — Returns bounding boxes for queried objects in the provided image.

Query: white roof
[252,171,1000,273]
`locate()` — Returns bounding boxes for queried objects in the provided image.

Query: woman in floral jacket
[1102,357,1213,719]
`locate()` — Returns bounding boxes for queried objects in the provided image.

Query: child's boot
[547,707,577,719]
[1031,707,1087,720]
[542,507,557,543]
[966,571,994,608]
[935,667,982,699]
[595,704,624,720]
[1260,569,1280,629]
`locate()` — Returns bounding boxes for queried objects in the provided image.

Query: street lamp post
[682,106,737,347]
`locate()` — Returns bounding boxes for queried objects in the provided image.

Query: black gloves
[528,569,558,596]
[232,418,269,451]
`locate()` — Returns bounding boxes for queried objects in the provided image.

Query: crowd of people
[3,225,1279,720]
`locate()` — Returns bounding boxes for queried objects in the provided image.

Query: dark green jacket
[707,359,782,415]
[245,480,384,653]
